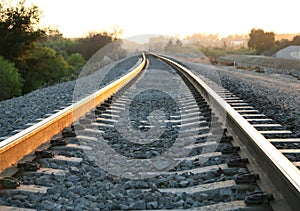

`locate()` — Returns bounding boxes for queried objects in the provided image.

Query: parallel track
[0,52,299,210]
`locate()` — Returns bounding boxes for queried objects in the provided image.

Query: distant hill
[121,39,148,53]
[124,34,161,44]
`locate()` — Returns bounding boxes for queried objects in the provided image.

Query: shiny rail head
[0,53,147,173]
[150,53,300,195]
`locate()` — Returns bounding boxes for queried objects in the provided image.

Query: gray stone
[104,200,113,209]
[135,181,149,189]
[35,175,51,185]
[220,188,232,196]
[54,174,65,182]
[65,206,74,211]
[179,180,189,187]
[39,159,49,167]
[153,159,171,171]
[11,199,23,207]
[145,151,152,159]
[65,181,73,188]
[124,180,135,189]
[127,189,143,199]
[165,201,175,209]
[83,195,97,202]
[67,175,80,182]
[119,203,129,210]
[54,204,62,210]
[74,204,88,211]
[175,175,186,181]
[147,201,158,209]
[38,200,54,210]
[50,162,58,169]
[185,197,194,205]
[175,199,185,206]
[238,168,248,173]
[152,150,160,157]
[46,187,57,194]
[130,200,146,210]
[74,198,91,208]
[12,194,28,200]
[50,194,60,201]
[69,166,80,173]
[169,180,178,188]
[157,177,169,186]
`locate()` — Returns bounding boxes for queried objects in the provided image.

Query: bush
[0,57,23,100]
[18,47,71,93]
[67,53,85,73]
[38,38,79,59]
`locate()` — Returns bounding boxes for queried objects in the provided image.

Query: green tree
[77,32,113,60]
[19,47,70,93]
[248,28,275,54]
[0,0,44,61]
[38,33,80,59]
[0,57,23,100]
[67,53,86,75]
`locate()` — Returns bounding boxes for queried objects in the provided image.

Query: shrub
[0,57,23,100]
[67,53,85,73]
[19,47,70,93]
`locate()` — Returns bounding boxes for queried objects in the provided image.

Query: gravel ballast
[177,59,299,137]
[0,54,141,139]
[0,55,269,210]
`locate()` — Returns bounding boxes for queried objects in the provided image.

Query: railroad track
[0,52,299,210]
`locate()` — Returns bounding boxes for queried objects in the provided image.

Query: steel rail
[150,53,300,209]
[0,53,146,172]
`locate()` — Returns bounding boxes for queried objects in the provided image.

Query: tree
[0,57,23,100]
[38,37,79,59]
[67,53,86,75]
[0,0,45,61]
[176,39,182,47]
[19,47,70,93]
[165,39,174,52]
[77,32,113,60]
[185,33,222,47]
[248,28,275,54]
[291,35,300,45]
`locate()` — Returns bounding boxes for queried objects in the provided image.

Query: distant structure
[230,40,245,49]
[230,40,244,46]
[274,45,300,60]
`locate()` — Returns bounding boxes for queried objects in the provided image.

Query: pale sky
[25,0,299,39]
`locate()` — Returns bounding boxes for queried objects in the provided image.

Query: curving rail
[150,52,300,209]
[0,53,146,172]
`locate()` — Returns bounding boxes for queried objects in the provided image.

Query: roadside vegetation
[0,0,122,100]
[247,28,300,55]
[150,29,299,64]
[161,37,255,64]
